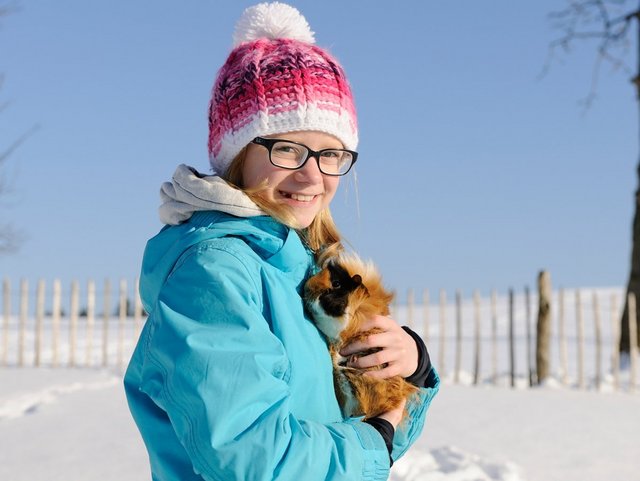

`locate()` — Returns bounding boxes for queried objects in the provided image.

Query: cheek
[242,152,278,189]
[323,177,340,205]
[242,160,263,189]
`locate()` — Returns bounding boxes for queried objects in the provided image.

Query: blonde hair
[223,147,343,264]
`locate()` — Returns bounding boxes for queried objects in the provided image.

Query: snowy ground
[1,286,639,480]
[1,367,638,481]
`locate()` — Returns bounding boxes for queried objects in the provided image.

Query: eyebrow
[268,136,344,150]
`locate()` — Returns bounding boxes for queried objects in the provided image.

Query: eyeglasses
[251,137,358,176]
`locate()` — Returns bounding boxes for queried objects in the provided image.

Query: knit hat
[207,2,358,174]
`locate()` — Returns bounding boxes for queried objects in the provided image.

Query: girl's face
[242,131,342,229]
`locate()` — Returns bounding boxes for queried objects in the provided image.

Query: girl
[124,3,439,480]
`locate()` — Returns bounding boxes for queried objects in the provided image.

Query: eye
[275,145,296,154]
[332,280,341,289]
[321,150,340,159]
[319,151,352,175]
[273,142,303,158]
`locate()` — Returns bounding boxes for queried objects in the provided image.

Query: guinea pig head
[304,261,365,341]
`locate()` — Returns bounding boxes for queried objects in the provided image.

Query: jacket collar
[159,164,264,225]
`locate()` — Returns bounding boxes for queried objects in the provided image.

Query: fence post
[52,279,61,367]
[576,289,585,389]
[438,289,446,379]
[593,291,602,391]
[103,279,111,367]
[407,288,414,330]
[454,290,462,384]
[525,285,534,387]
[18,279,28,367]
[536,272,552,385]
[558,288,568,385]
[629,292,638,392]
[118,279,127,371]
[69,281,79,367]
[134,277,143,340]
[491,289,498,385]
[2,278,9,366]
[473,290,481,385]
[34,280,45,367]
[422,289,429,340]
[509,289,516,388]
[611,293,620,391]
[86,280,96,367]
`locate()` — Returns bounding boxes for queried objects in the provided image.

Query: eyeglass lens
[270,141,353,175]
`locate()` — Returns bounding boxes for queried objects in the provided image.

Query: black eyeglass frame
[251,136,358,176]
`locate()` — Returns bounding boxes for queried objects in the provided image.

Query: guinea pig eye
[332,280,341,289]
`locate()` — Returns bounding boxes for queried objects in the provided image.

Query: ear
[351,274,362,286]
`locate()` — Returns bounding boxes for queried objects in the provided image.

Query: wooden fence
[1,278,144,372]
[1,278,638,392]
[390,286,638,393]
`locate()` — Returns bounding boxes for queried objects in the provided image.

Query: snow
[415,384,640,481]
[1,368,638,481]
[1,288,639,481]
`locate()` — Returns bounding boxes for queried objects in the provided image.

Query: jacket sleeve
[391,367,440,462]
[137,241,391,481]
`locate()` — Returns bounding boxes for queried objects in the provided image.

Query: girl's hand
[339,315,418,379]
[377,397,406,429]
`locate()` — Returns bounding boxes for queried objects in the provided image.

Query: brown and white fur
[304,253,418,420]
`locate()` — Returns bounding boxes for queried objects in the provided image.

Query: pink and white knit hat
[207,2,358,174]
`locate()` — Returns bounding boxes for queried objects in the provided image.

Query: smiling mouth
[279,191,318,203]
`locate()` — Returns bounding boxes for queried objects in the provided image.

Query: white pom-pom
[232,2,315,47]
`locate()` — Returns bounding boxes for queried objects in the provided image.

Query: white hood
[159,164,264,225]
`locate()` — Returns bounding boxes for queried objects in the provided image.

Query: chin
[288,206,321,230]
[293,216,314,229]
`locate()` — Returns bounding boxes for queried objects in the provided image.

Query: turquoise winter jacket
[124,168,439,481]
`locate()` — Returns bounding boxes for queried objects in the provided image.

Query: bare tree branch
[0,224,24,254]
[540,0,636,113]
[0,0,28,254]
[543,0,640,352]
[0,1,19,18]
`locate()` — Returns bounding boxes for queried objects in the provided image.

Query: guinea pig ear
[351,274,362,286]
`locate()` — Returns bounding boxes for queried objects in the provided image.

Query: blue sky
[1,0,637,303]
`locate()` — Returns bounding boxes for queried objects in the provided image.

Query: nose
[294,155,323,184]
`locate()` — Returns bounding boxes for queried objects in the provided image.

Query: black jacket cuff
[402,326,433,388]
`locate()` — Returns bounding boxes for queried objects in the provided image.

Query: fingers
[348,347,390,370]
[348,348,406,378]
[339,330,392,356]
[339,316,403,356]
[344,339,408,379]
[338,315,419,378]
